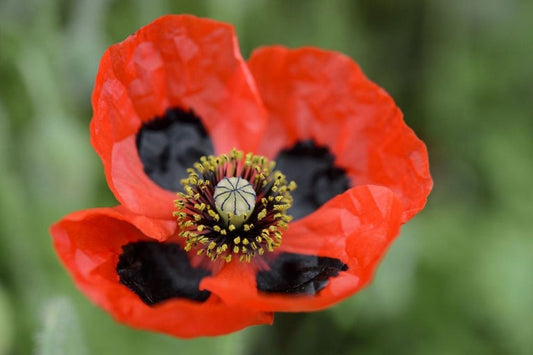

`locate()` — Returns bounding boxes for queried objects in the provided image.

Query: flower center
[174,149,296,263]
[214,177,256,227]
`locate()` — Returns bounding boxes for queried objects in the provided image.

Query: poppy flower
[50,15,432,338]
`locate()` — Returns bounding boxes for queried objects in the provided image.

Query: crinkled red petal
[50,207,272,337]
[247,46,432,222]
[201,185,402,312]
[91,15,267,219]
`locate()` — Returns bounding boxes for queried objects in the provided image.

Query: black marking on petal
[136,108,214,191]
[275,140,351,220]
[117,241,211,305]
[256,253,348,295]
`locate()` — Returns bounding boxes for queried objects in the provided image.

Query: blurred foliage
[35,298,87,355]
[0,0,532,354]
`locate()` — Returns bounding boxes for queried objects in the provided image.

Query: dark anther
[117,241,211,305]
[256,253,348,295]
[136,108,214,191]
[275,140,350,220]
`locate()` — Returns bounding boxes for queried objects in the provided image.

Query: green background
[1,0,532,354]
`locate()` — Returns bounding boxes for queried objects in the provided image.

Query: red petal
[91,15,267,219]
[113,205,176,242]
[248,46,432,222]
[201,185,402,312]
[50,207,272,337]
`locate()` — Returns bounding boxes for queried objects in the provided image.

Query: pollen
[174,148,295,263]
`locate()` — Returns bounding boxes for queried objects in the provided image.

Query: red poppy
[51,15,432,337]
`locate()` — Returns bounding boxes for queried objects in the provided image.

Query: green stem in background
[35,297,87,355]
[219,328,247,355]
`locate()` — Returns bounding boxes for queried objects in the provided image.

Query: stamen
[174,149,296,263]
